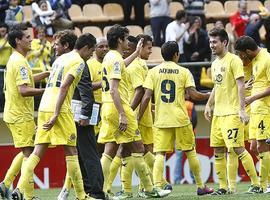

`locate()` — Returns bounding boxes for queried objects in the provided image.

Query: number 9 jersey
[143,61,195,128]
[39,51,85,113]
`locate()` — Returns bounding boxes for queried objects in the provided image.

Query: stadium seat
[144,2,150,20]
[23,6,32,22]
[130,6,135,20]
[205,1,228,19]
[147,46,163,64]
[27,27,34,38]
[74,27,81,36]
[68,4,88,23]
[126,25,143,36]
[224,1,238,16]
[103,3,124,21]
[103,26,113,37]
[206,23,215,32]
[83,4,108,23]
[265,0,270,8]
[82,26,103,38]
[144,25,153,37]
[169,2,184,18]
[247,0,263,12]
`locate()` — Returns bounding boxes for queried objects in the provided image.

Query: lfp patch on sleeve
[20,66,29,80]
[76,62,85,75]
[113,61,121,74]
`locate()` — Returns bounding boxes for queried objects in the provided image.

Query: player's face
[235,50,252,65]
[121,34,129,50]
[123,41,136,59]
[20,30,32,52]
[95,40,109,60]
[140,41,152,60]
[53,38,65,56]
[82,45,95,61]
[209,36,226,56]
[0,27,7,38]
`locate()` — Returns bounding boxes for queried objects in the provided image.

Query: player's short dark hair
[0,23,9,31]
[208,28,229,46]
[107,24,129,49]
[136,34,152,47]
[7,24,28,48]
[127,35,138,45]
[75,33,96,50]
[54,30,77,50]
[161,41,179,61]
[235,36,258,52]
[175,10,186,21]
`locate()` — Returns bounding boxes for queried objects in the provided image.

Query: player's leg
[210,116,227,195]
[227,147,239,193]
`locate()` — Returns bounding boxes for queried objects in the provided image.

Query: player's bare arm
[110,78,128,132]
[92,81,102,90]
[204,88,215,122]
[245,86,270,106]
[137,88,153,121]
[33,71,50,82]
[43,74,75,131]
[18,84,45,97]
[236,77,249,125]
[186,86,210,101]
[130,86,144,110]
[124,38,143,66]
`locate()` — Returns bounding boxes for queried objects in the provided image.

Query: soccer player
[205,28,259,195]
[101,24,170,198]
[234,36,270,193]
[0,25,48,200]
[138,41,213,196]
[11,33,96,200]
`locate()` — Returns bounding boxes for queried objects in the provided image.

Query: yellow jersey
[39,50,85,113]
[250,48,270,114]
[244,62,253,114]
[0,38,12,66]
[87,57,102,103]
[27,39,52,71]
[143,61,195,128]
[126,57,152,127]
[211,52,244,116]
[102,50,129,105]
[3,51,34,123]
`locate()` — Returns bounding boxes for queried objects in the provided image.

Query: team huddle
[0,23,269,200]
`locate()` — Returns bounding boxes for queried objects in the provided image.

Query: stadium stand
[82,26,103,37]
[126,25,144,36]
[103,3,124,22]
[82,4,108,23]
[169,2,184,18]
[147,46,163,64]
[22,5,32,22]
[205,1,228,19]
[68,4,88,23]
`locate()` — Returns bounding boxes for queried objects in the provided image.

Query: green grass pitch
[34,183,269,200]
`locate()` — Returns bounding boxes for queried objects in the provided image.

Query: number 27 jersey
[143,61,195,128]
[39,51,85,113]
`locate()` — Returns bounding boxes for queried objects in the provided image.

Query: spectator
[259,5,270,51]
[183,0,209,29]
[245,13,263,46]
[27,26,52,72]
[31,0,54,27]
[0,0,9,23]
[5,0,26,27]
[149,0,171,47]
[0,23,12,111]
[183,16,211,88]
[165,10,190,62]
[230,0,249,38]
[121,0,145,27]
[49,0,73,31]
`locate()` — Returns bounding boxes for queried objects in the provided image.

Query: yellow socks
[185,150,204,188]
[66,155,85,200]
[132,153,153,192]
[107,156,121,192]
[63,173,72,190]
[100,153,113,192]
[3,152,24,188]
[239,150,259,187]
[121,156,134,193]
[227,148,239,192]
[214,152,227,189]
[17,154,40,199]
[153,154,165,188]
[259,151,270,191]
[144,152,155,172]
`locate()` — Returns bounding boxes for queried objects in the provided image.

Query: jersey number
[161,80,175,103]
[47,66,64,88]
[258,120,265,130]
[102,68,110,92]
[227,128,239,139]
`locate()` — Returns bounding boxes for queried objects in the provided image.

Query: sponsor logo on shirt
[20,66,28,80]
[113,62,121,74]
[76,63,85,75]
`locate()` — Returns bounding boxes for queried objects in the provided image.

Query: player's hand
[136,38,144,54]
[204,104,212,122]
[43,115,58,131]
[245,78,253,90]
[119,113,128,132]
[245,96,254,106]
[239,110,249,125]
[79,118,89,126]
